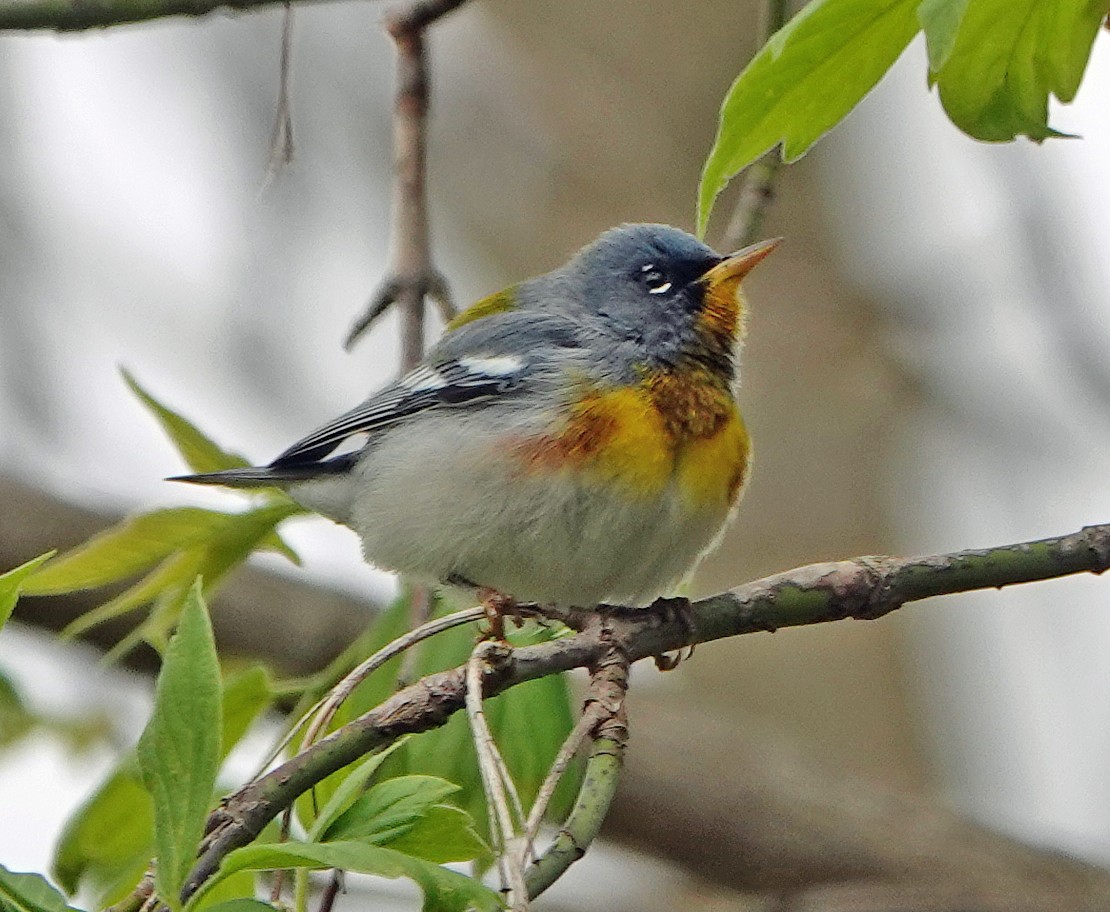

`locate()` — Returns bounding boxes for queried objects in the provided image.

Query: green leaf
[697,0,920,237]
[193,504,303,595]
[186,873,258,912]
[933,0,1109,141]
[123,369,251,474]
[52,763,153,900]
[198,901,276,912]
[137,583,222,908]
[306,739,410,841]
[322,776,459,843]
[24,510,233,595]
[0,673,35,747]
[219,666,273,757]
[383,805,489,864]
[54,502,301,646]
[50,669,263,906]
[0,865,83,912]
[0,553,55,631]
[196,842,502,912]
[918,0,970,70]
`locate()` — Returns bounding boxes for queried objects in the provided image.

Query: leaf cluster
[697,0,1110,235]
[1,377,580,912]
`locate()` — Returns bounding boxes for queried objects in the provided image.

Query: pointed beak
[700,237,782,288]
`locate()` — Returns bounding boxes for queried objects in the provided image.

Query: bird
[174,224,777,611]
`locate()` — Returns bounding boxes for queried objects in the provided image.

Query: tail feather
[170,452,357,490]
[170,466,318,489]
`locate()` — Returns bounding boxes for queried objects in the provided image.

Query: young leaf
[918,0,970,70]
[219,666,273,756]
[123,370,251,474]
[137,583,222,908]
[195,842,502,912]
[382,805,489,864]
[51,669,266,905]
[186,872,258,912]
[697,0,920,237]
[23,510,232,595]
[0,552,53,632]
[306,738,410,841]
[51,763,153,899]
[0,865,84,912]
[321,776,459,843]
[198,901,276,912]
[933,0,1109,141]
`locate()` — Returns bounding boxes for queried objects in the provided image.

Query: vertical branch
[718,0,791,252]
[345,0,465,370]
[264,1,296,184]
[523,642,630,900]
[385,12,430,370]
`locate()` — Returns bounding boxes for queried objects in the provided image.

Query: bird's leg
[477,587,518,642]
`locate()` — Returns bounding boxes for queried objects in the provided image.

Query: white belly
[291,413,735,607]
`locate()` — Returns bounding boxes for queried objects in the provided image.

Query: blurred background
[1,0,1109,908]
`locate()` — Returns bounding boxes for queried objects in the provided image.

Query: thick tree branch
[177,523,1110,903]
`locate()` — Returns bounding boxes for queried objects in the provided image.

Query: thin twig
[170,522,1110,905]
[344,0,465,366]
[466,641,528,909]
[299,603,485,751]
[519,701,606,866]
[262,1,295,188]
[717,0,792,252]
[317,870,344,912]
[251,604,485,779]
[263,601,485,897]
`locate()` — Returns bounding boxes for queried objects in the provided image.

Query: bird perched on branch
[175,224,777,610]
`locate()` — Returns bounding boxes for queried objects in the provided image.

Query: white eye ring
[641,263,672,295]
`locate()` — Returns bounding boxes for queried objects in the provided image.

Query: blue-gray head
[548,223,778,372]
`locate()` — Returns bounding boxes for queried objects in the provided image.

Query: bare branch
[174,523,1110,905]
[263,2,296,187]
[344,0,466,368]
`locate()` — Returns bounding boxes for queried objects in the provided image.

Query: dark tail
[169,466,311,489]
[169,455,356,489]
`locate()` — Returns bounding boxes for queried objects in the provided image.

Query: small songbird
[175,224,777,609]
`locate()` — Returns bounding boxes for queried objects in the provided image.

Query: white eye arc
[640,263,673,295]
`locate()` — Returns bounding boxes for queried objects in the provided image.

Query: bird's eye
[640,263,673,295]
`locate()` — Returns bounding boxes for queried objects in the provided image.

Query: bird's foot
[648,596,695,672]
[476,587,518,642]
